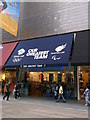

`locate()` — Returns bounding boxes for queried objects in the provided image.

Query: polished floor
[0,95,89,119]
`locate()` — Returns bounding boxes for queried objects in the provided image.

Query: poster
[0,0,20,36]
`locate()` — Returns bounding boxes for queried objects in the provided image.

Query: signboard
[0,0,20,36]
[6,33,73,67]
[23,65,64,72]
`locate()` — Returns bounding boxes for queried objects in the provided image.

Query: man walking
[3,81,10,101]
[15,81,21,99]
[2,79,5,94]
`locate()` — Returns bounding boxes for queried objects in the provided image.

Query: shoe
[56,100,59,102]
[85,104,88,106]
[63,100,66,103]
[18,97,21,100]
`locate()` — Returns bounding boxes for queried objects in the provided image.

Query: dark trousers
[3,92,10,101]
[2,87,4,94]
[56,90,59,100]
[15,90,20,99]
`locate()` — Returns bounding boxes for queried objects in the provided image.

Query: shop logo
[26,48,49,60]
[51,44,67,61]
[13,48,25,63]
[18,48,25,55]
[13,48,49,63]
[12,43,67,63]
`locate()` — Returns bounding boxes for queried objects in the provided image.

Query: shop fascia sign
[23,64,43,68]
[13,43,67,63]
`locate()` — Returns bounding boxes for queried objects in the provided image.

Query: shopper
[2,79,5,94]
[15,81,21,99]
[12,85,16,98]
[62,82,66,99]
[3,81,10,101]
[56,83,66,103]
[55,83,59,100]
[84,84,90,106]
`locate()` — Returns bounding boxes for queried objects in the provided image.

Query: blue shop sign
[6,33,73,67]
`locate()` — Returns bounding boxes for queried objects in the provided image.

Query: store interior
[0,66,75,99]
[78,66,90,100]
[1,66,90,99]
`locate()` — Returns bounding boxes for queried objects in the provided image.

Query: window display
[78,66,90,100]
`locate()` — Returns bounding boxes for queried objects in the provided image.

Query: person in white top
[57,83,66,103]
[84,84,90,106]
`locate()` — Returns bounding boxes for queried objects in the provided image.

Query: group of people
[3,80,21,101]
[2,79,90,106]
[54,82,90,105]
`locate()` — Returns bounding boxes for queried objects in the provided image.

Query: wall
[1,2,89,43]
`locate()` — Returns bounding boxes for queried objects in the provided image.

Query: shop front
[5,33,76,98]
[0,42,18,92]
[71,30,90,100]
[23,66,75,98]
[77,66,90,100]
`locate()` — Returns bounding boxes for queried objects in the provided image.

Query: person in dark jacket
[2,79,5,94]
[15,81,21,99]
[3,81,10,101]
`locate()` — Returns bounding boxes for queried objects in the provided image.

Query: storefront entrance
[24,67,75,99]
[78,66,90,100]
[1,66,77,100]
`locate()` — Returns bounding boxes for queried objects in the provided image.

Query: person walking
[55,83,59,100]
[56,83,66,103]
[2,79,5,94]
[84,84,90,106]
[15,81,21,99]
[3,81,10,101]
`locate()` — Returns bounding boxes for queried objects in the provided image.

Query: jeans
[85,96,90,105]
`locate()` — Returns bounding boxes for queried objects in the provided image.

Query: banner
[6,33,74,67]
[0,0,20,36]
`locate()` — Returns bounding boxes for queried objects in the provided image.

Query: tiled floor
[1,96,89,118]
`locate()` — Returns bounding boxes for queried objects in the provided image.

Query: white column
[77,66,80,100]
